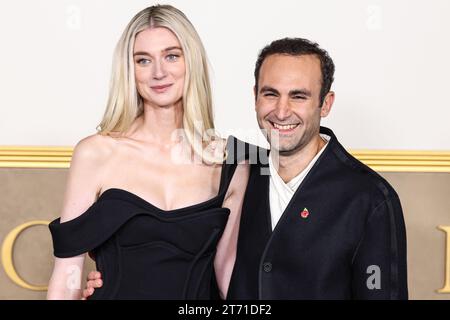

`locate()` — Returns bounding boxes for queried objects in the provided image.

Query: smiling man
[226,38,408,300]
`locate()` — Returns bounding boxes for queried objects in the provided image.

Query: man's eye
[263,93,276,97]
[166,54,180,61]
[293,96,306,100]
[136,58,150,65]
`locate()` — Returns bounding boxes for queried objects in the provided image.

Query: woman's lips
[150,84,173,93]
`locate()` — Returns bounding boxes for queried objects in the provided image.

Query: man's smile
[268,121,300,134]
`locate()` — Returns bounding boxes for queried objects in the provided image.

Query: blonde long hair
[97,5,221,162]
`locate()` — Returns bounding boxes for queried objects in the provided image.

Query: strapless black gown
[49,136,249,299]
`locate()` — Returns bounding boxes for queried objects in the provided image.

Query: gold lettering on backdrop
[437,226,450,294]
[1,220,50,291]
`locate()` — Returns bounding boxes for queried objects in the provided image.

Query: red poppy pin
[300,208,310,219]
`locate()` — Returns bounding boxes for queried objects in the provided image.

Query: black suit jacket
[227,127,408,299]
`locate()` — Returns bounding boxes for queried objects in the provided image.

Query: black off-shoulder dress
[49,136,249,299]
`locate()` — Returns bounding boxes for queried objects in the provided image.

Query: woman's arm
[214,161,250,299]
[47,134,109,299]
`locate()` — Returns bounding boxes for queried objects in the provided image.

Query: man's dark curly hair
[254,37,335,106]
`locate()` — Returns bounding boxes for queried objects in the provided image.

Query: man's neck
[275,135,327,183]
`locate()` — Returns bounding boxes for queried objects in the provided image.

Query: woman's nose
[152,60,167,80]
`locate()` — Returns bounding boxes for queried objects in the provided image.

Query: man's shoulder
[328,140,399,203]
[227,136,269,165]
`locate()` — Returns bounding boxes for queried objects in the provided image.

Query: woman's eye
[136,58,150,65]
[166,54,179,62]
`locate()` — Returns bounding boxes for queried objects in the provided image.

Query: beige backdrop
[0,168,449,300]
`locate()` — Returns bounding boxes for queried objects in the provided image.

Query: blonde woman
[47,5,249,300]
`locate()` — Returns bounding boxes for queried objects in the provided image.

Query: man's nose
[274,97,292,120]
[152,60,167,80]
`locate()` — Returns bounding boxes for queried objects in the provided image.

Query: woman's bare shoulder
[72,133,118,162]
[58,133,118,223]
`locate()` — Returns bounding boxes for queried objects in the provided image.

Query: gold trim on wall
[0,147,72,169]
[1,147,450,172]
[351,150,450,173]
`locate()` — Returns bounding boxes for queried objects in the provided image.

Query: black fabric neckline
[97,187,226,215]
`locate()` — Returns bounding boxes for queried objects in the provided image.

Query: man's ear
[320,91,335,118]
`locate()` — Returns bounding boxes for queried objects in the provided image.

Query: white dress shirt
[268,134,330,230]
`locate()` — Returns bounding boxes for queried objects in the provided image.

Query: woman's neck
[137,100,184,146]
